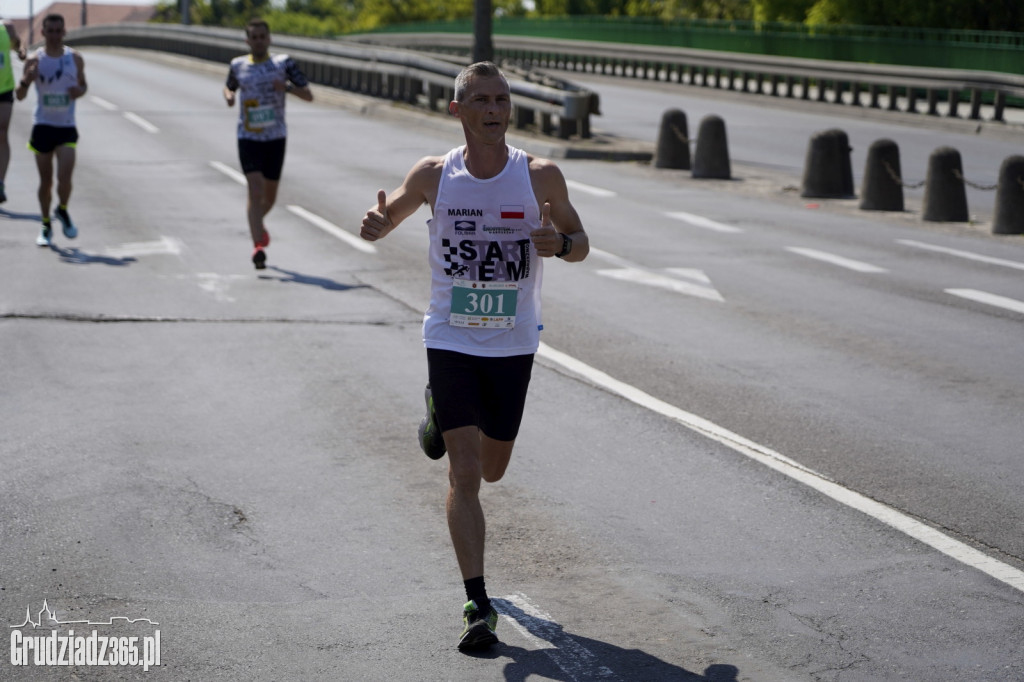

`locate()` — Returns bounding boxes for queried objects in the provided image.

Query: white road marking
[208,162,374,255]
[598,267,724,301]
[497,594,619,680]
[90,96,118,111]
[566,179,616,198]
[287,205,377,254]
[665,211,743,233]
[587,247,634,269]
[209,160,246,186]
[898,239,1024,272]
[786,246,887,273]
[664,267,713,285]
[123,111,159,134]
[537,341,1024,595]
[195,273,246,303]
[106,236,183,258]
[589,247,723,301]
[946,288,1024,315]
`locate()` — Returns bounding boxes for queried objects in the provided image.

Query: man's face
[452,75,512,143]
[245,26,271,58]
[42,20,64,43]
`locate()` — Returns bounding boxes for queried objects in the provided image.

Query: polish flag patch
[500,205,525,219]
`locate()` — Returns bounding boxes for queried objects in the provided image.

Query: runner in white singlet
[360,62,590,652]
[16,14,86,247]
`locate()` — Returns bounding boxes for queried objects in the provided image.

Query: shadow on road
[0,207,41,222]
[262,265,370,292]
[469,597,741,681]
[50,244,138,266]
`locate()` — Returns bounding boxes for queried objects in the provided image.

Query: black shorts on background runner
[238,137,286,180]
[29,125,79,154]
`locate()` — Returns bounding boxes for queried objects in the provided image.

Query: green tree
[153,0,1024,33]
[751,0,812,22]
[804,0,1024,30]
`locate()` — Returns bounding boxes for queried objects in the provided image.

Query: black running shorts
[426,348,535,442]
[237,137,286,180]
[29,125,78,154]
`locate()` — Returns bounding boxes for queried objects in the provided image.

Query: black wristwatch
[555,233,572,259]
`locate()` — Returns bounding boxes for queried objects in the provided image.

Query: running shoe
[418,383,446,460]
[36,223,52,247]
[55,207,77,239]
[458,600,498,651]
[256,228,270,248]
[252,246,267,270]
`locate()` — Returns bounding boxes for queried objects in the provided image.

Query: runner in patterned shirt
[224,18,312,269]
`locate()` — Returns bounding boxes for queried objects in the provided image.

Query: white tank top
[424,145,544,357]
[32,46,78,128]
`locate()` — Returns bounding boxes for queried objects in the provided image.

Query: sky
[2,0,157,21]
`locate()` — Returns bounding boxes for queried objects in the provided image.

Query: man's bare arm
[530,158,589,262]
[361,156,442,242]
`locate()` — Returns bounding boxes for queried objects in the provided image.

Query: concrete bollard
[654,109,690,170]
[922,147,969,222]
[801,129,855,199]
[993,155,1024,235]
[692,115,731,179]
[859,139,904,211]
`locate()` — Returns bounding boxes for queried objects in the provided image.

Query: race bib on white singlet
[449,279,519,329]
[42,93,69,108]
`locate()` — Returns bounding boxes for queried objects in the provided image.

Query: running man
[0,16,27,203]
[224,18,312,270]
[360,61,589,651]
[16,13,85,247]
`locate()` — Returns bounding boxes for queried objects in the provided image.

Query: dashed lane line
[786,246,887,273]
[89,96,118,111]
[566,179,617,198]
[665,211,744,233]
[123,112,159,134]
[946,289,1024,315]
[286,205,377,254]
[209,160,246,186]
[898,239,1024,272]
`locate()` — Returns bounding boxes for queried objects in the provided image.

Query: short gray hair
[454,62,507,102]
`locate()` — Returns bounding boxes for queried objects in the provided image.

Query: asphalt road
[1,47,1022,681]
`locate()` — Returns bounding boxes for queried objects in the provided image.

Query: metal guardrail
[61,24,596,139]
[349,32,1024,123]
[368,17,1024,74]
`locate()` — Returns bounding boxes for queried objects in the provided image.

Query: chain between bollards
[882,160,926,189]
[951,169,1000,191]
[670,123,693,145]
[884,162,1011,192]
